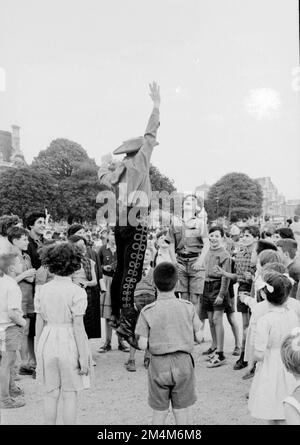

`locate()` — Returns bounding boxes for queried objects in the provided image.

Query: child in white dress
[248,271,300,424]
[281,327,300,424]
[35,243,91,425]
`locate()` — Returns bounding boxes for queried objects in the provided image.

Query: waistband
[178,254,199,260]
[205,278,221,283]
[46,323,73,327]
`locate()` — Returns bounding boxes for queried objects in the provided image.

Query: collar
[157,293,176,300]
[53,275,72,281]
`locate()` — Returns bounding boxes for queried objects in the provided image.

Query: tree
[150,165,176,194]
[56,163,103,224]
[31,138,93,180]
[205,172,263,222]
[0,167,59,222]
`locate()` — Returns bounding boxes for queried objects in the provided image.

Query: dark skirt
[84,287,101,339]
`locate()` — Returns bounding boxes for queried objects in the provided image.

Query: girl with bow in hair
[248,271,300,424]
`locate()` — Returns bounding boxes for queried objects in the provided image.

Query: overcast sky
[1,0,299,199]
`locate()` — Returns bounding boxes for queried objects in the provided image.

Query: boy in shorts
[135,262,203,425]
[214,226,259,370]
[0,253,26,409]
[202,226,231,368]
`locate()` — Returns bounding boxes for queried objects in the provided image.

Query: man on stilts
[98,82,161,348]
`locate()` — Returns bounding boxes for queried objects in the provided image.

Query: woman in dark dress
[69,235,101,340]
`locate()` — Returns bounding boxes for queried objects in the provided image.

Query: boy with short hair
[0,253,27,409]
[215,225,259,370]
[135,262,203,425]
[277,238,300,299]
[202,226,231,367]
[232,226,259,369]
[7,226,37,375]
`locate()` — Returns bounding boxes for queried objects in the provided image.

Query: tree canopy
[149,165,176,194]
[205,172,263,222]
[56,163,102,224]
[0,167,59,222]
[31,138,94,180]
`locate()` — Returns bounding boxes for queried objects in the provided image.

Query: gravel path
[1,318,265,425]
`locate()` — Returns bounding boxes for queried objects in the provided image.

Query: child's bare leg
[207,312,217,349]
[0,351,16,398]
[62,390,78,425]
[129,346,136,361]
[226,313,240,348]
[20,319,30,366]
[213,310,224,353]
[241,313,250,351]
[152,409,169,425]
[105,320,112,343]
[27,336,36,367]
[191,293,200,321]
[44,389,60,425]
[173,407,189,425]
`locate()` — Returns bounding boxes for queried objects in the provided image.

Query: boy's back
[136,295,200,355]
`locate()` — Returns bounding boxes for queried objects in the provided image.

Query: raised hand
[149,81,161,108]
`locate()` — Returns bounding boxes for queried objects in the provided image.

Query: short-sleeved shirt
[135,295,201,355]
[35,275,87,322]
[0,274,23,332]
[234,245,256,283]
[18,253,34,308]
[166,216,208,256]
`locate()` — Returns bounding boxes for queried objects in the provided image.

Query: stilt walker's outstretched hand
[149,81,161,108]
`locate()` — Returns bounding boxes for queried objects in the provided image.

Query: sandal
[202,347,217,356]
[207,355,227,368]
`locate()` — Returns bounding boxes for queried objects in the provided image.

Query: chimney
[11,125,20,153]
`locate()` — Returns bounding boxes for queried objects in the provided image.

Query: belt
[178,254,198,260]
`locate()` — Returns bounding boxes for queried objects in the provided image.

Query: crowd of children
[1,210,300,425]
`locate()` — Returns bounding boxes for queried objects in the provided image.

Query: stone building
[0,125,26,173]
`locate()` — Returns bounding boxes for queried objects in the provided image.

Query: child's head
[39,242,82,276]
[240,226,260,247]
[251,240,278,266]
[261,262,288,276]
[7,227,29,252]
[25,212,46,236]
[1,253,23,277]
[260,271,292,306]
[258,249,283,271]
[182,194,203,216]
[277,239,298,266]
[68,235,87,255]
[0,214,21,237]
[67,224,85,238]
[208,226,224,249]
[272,228,295,245]
[153,262,178,293]
[281,328,300,379]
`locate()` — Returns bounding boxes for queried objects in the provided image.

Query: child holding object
[35,243,91,425]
